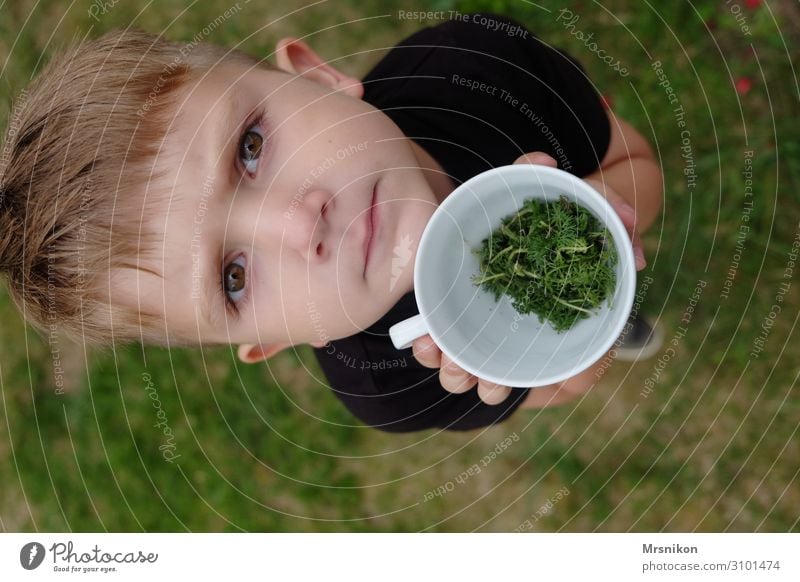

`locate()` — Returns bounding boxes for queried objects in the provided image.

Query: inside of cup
[417,166,635,387]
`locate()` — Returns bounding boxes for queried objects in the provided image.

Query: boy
[0,13,663,433]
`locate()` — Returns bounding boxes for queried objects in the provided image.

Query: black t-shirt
[311,13,611,433]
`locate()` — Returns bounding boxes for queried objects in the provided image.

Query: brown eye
[241,130,263,161]
[224,262,245,294]
[238,114,267,175]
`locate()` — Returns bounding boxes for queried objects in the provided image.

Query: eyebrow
[198,88,243,332]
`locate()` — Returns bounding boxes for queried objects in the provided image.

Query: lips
[363,181,378,275]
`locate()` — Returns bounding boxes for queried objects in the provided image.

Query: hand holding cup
[390,152,640,405]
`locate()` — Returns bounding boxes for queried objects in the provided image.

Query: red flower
[735,77,753,95]
[744,0,761,9]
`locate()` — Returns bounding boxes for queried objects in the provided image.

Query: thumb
[412,335,441,369]
[513,152,558,167]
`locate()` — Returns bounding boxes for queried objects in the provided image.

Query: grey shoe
[613,313,664,362]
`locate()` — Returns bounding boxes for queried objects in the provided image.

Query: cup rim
[413,164,638,387]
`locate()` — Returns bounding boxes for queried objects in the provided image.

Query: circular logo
[19,542,46,570]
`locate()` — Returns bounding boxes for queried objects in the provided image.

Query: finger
[477,380,512,405]
[604,196,646,271]
[439,351,477,394]
[513,152,558,168]
[631,230,646,270]
[617,205,646,270]
[585,179,634,232]
[412,335,441,369]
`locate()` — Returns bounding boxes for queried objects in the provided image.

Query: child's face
[117,43,438,353]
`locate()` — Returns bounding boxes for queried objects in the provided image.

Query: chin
[392,271,414,297]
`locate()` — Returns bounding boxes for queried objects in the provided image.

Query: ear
[237,342,290,364]
[237,340,329,364]
[274,37,363,99]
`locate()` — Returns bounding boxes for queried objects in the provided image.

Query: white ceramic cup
[388,164,637,388]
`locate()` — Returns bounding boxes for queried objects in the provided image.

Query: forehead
[169,64,243,155]
[111,64,269,335]
[111,62,304,341]
[161,61,284,200]
[172,58,281,123]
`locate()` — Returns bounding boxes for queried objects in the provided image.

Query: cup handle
[389,314,429,350]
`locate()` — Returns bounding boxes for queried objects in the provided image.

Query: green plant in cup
[472,195,618,332]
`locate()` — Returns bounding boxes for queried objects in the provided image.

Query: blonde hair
[0,29,272,352]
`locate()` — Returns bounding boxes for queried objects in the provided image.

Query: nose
[250,188,335,263]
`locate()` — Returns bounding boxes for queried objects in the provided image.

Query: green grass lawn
[1,0,798,532]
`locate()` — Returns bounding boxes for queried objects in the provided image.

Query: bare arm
[584,110,664,234]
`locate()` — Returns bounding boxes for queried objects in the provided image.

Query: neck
[409,140,454,205]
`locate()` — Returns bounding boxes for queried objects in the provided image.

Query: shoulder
[369,13,592,93]
[362,13,611,177]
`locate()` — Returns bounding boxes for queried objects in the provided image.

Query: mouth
[363,180,379,276]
